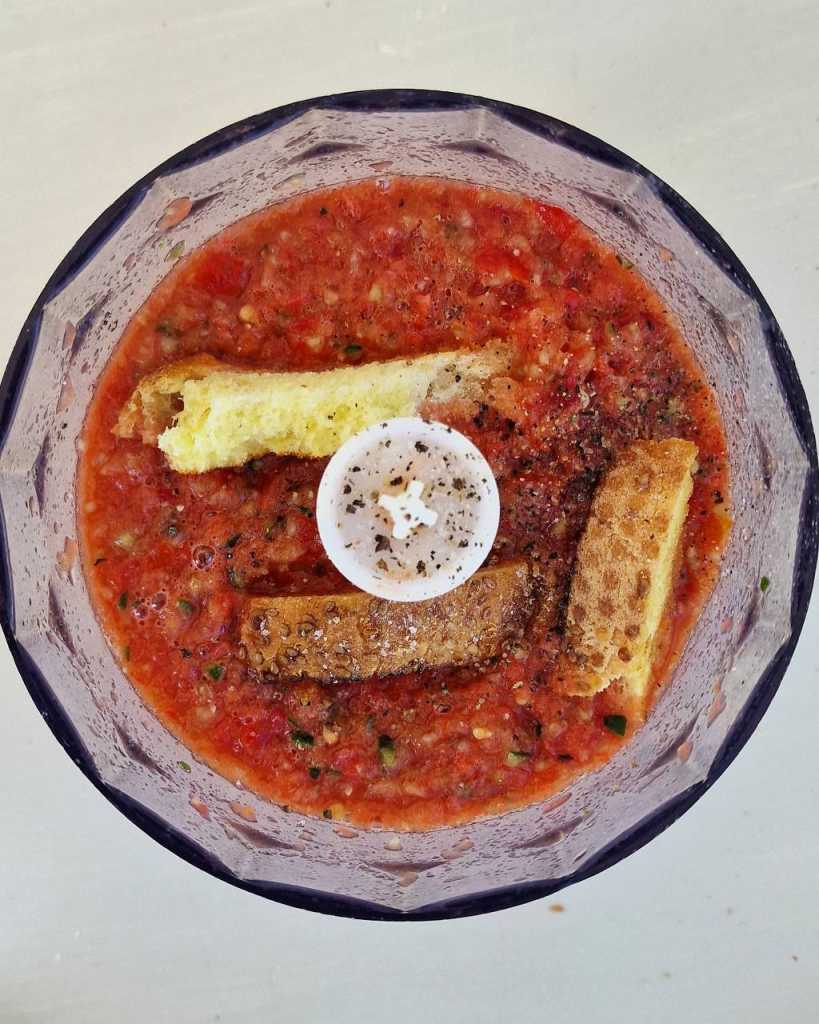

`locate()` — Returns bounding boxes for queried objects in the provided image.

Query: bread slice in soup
[559,438,698,701]
[114,345,510,473]
[242,560,536,682]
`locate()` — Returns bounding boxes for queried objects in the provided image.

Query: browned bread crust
[113,354,225,444]
[559,438,698,699]
[241,560,536,682]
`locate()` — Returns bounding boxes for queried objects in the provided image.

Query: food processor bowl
[1,90,815,919]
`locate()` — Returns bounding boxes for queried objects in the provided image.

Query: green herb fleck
[178,760,191,773]
[603,714,628,737]
[308,766,321,780]
[117,591,128,610]
[180,648,193,658]
[291,729,314,750]
[760,575,770,592]
[616,254,634,270]
[506,750,531,767]
[205,663,224,681]
[165,240,185,262]
[378,734,396,767]
[264,520,278,539]
[225,565,244,589]
[225,533,241,548]
[156,321,181,338]
[177,598,195,615]
[297,506,314,518]
[322,808,333,819]
[165,523,180,538]
[344,343,363,359]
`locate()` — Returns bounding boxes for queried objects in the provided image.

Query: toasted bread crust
[241,560,536,682]
[113,354,225,444]
[560,438,698,699]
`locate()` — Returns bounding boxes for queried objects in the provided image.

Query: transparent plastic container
[1,90,816,920]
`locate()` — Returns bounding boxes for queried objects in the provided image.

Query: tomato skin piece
[533,201,578,241]
[562,286,583,312]
[194,249,250,297]
[238,706,288,750]
[475,245,530,282]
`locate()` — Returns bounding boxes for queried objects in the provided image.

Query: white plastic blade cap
[316,417,500,602]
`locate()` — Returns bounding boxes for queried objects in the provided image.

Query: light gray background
[1,1,817,1021]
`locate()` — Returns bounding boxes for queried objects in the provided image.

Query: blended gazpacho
[78,178,730,829]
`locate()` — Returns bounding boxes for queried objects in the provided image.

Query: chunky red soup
[78,178,730,829]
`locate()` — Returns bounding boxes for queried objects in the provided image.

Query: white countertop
[1,1,817,1020]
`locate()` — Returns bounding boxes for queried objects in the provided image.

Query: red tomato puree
[78,178,730,829]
